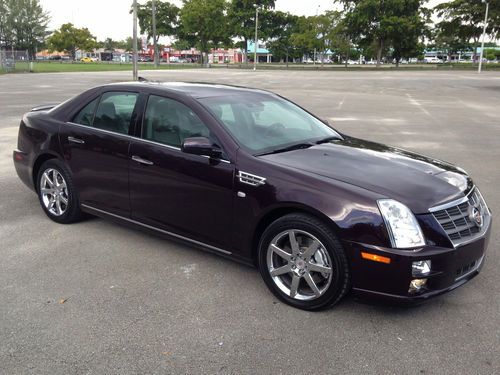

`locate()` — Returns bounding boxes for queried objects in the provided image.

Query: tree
[178,0,230,65]
[136,1,179,43]
[434,0,500,62]
[228,0,275,62]
[47,23,97,60]
[338,0,429,66]
[266,11,300,66]
[0,0,49,58]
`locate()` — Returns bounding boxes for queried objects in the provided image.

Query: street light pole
[254,7,259,71]
[132,0,138,81]
[152,0,158,68]
[313,4,320,66]
[478,0,489,74]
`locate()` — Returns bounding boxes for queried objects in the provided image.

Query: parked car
[13,82,491,310]
[80,57,93,63]
[424,57,443,63]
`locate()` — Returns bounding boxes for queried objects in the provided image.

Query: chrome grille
[431,188,490,246]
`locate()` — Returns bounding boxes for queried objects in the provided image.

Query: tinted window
[199,94,340,154]
[73,98,99,126]
[143,95,210,148]
[93,92,138,134]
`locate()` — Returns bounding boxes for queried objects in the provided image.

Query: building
[246,41,272,63]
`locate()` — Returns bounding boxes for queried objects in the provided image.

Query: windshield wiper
[315,136,341,144]
[257,142,314,156]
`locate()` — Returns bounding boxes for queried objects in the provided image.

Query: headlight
[377,199,426,249]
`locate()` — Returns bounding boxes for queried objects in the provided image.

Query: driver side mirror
[181,137,223,159]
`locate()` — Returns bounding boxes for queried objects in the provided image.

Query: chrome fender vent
[238,171,266,186]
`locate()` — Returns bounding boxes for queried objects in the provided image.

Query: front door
[59,91,139,217]
[128,94,235,250]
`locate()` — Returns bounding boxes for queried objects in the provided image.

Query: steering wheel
[264,122,286,137]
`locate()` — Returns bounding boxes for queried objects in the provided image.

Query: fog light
[412,260,431,277]
[408,278,427,294]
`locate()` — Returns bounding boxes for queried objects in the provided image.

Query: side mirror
[181,137,222,159]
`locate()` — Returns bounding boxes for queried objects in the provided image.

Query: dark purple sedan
[13,82,492,310]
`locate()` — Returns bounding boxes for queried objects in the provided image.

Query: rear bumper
[344,222,491,305]
[13,149,35,191]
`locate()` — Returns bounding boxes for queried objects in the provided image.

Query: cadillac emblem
[469,205,484,228]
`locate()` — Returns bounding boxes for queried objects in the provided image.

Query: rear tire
[258,213,350,310]
[37,160,83,224]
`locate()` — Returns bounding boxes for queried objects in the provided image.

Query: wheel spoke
[270,244,291,261]
[52,170,59,187]
[54,196,62,215]
[43,171,54,188]
[270,264,292,277]
[59,195,68,205]
[308,262,332,274]
[289,275,300,298]
[41,187,55,195]
[288,231,300,256]
[303,239,320,259]
[304,273,321,297]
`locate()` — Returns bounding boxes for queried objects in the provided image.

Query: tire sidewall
[258,214,350,310]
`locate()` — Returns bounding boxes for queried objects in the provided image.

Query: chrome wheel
[266,229,333,301]
[40,168,68,216]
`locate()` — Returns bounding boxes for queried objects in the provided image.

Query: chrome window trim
[65,121,231,164]
[80,204,232,255]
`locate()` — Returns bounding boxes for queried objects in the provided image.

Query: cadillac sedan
[13,82,491,310]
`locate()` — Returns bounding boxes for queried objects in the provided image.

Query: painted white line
[406,93,432,117]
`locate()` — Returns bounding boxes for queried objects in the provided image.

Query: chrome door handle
[68,136,85,144]
[131,155,154,166]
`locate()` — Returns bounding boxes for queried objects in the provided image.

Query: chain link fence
[0,50,30,73]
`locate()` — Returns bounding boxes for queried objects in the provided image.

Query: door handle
[131,155,154,166]
[68,136,85,144]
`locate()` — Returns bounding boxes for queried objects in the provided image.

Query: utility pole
[132,0,138,80]
[254,6,259,71]
[478,0,489,74]
[152,0,158,68]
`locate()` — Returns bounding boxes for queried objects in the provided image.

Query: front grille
[431,188,490,246]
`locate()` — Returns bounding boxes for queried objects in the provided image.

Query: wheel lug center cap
[295,258,306,270]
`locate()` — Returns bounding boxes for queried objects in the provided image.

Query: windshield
[199,93,341,155]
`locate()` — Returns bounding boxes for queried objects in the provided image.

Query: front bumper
[343,222,491,304]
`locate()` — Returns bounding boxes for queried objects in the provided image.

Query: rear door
[128,94,235,250]
[59,91,140,216]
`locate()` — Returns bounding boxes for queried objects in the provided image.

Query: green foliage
[266,11,301,63]
[0,0,49,58]
[337,0,429,64]
[47,23,98,60]
[484,48,500,60]
[136,1,179,43]
[434,0,500,59]
[178,0,229,61]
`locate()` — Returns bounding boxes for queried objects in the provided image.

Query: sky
[39,0,446,42]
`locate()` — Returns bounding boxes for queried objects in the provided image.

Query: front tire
[37,160,83,224]
[258,213,350,310]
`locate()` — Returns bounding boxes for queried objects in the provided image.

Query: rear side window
[142,95,210,148]
[73,98,99,126]
[93,92,139,135]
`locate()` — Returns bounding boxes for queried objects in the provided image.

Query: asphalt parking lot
[1,69,499,374]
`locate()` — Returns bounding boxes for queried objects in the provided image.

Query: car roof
[102,81,272,99]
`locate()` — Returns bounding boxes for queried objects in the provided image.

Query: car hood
[259,137,472,214]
